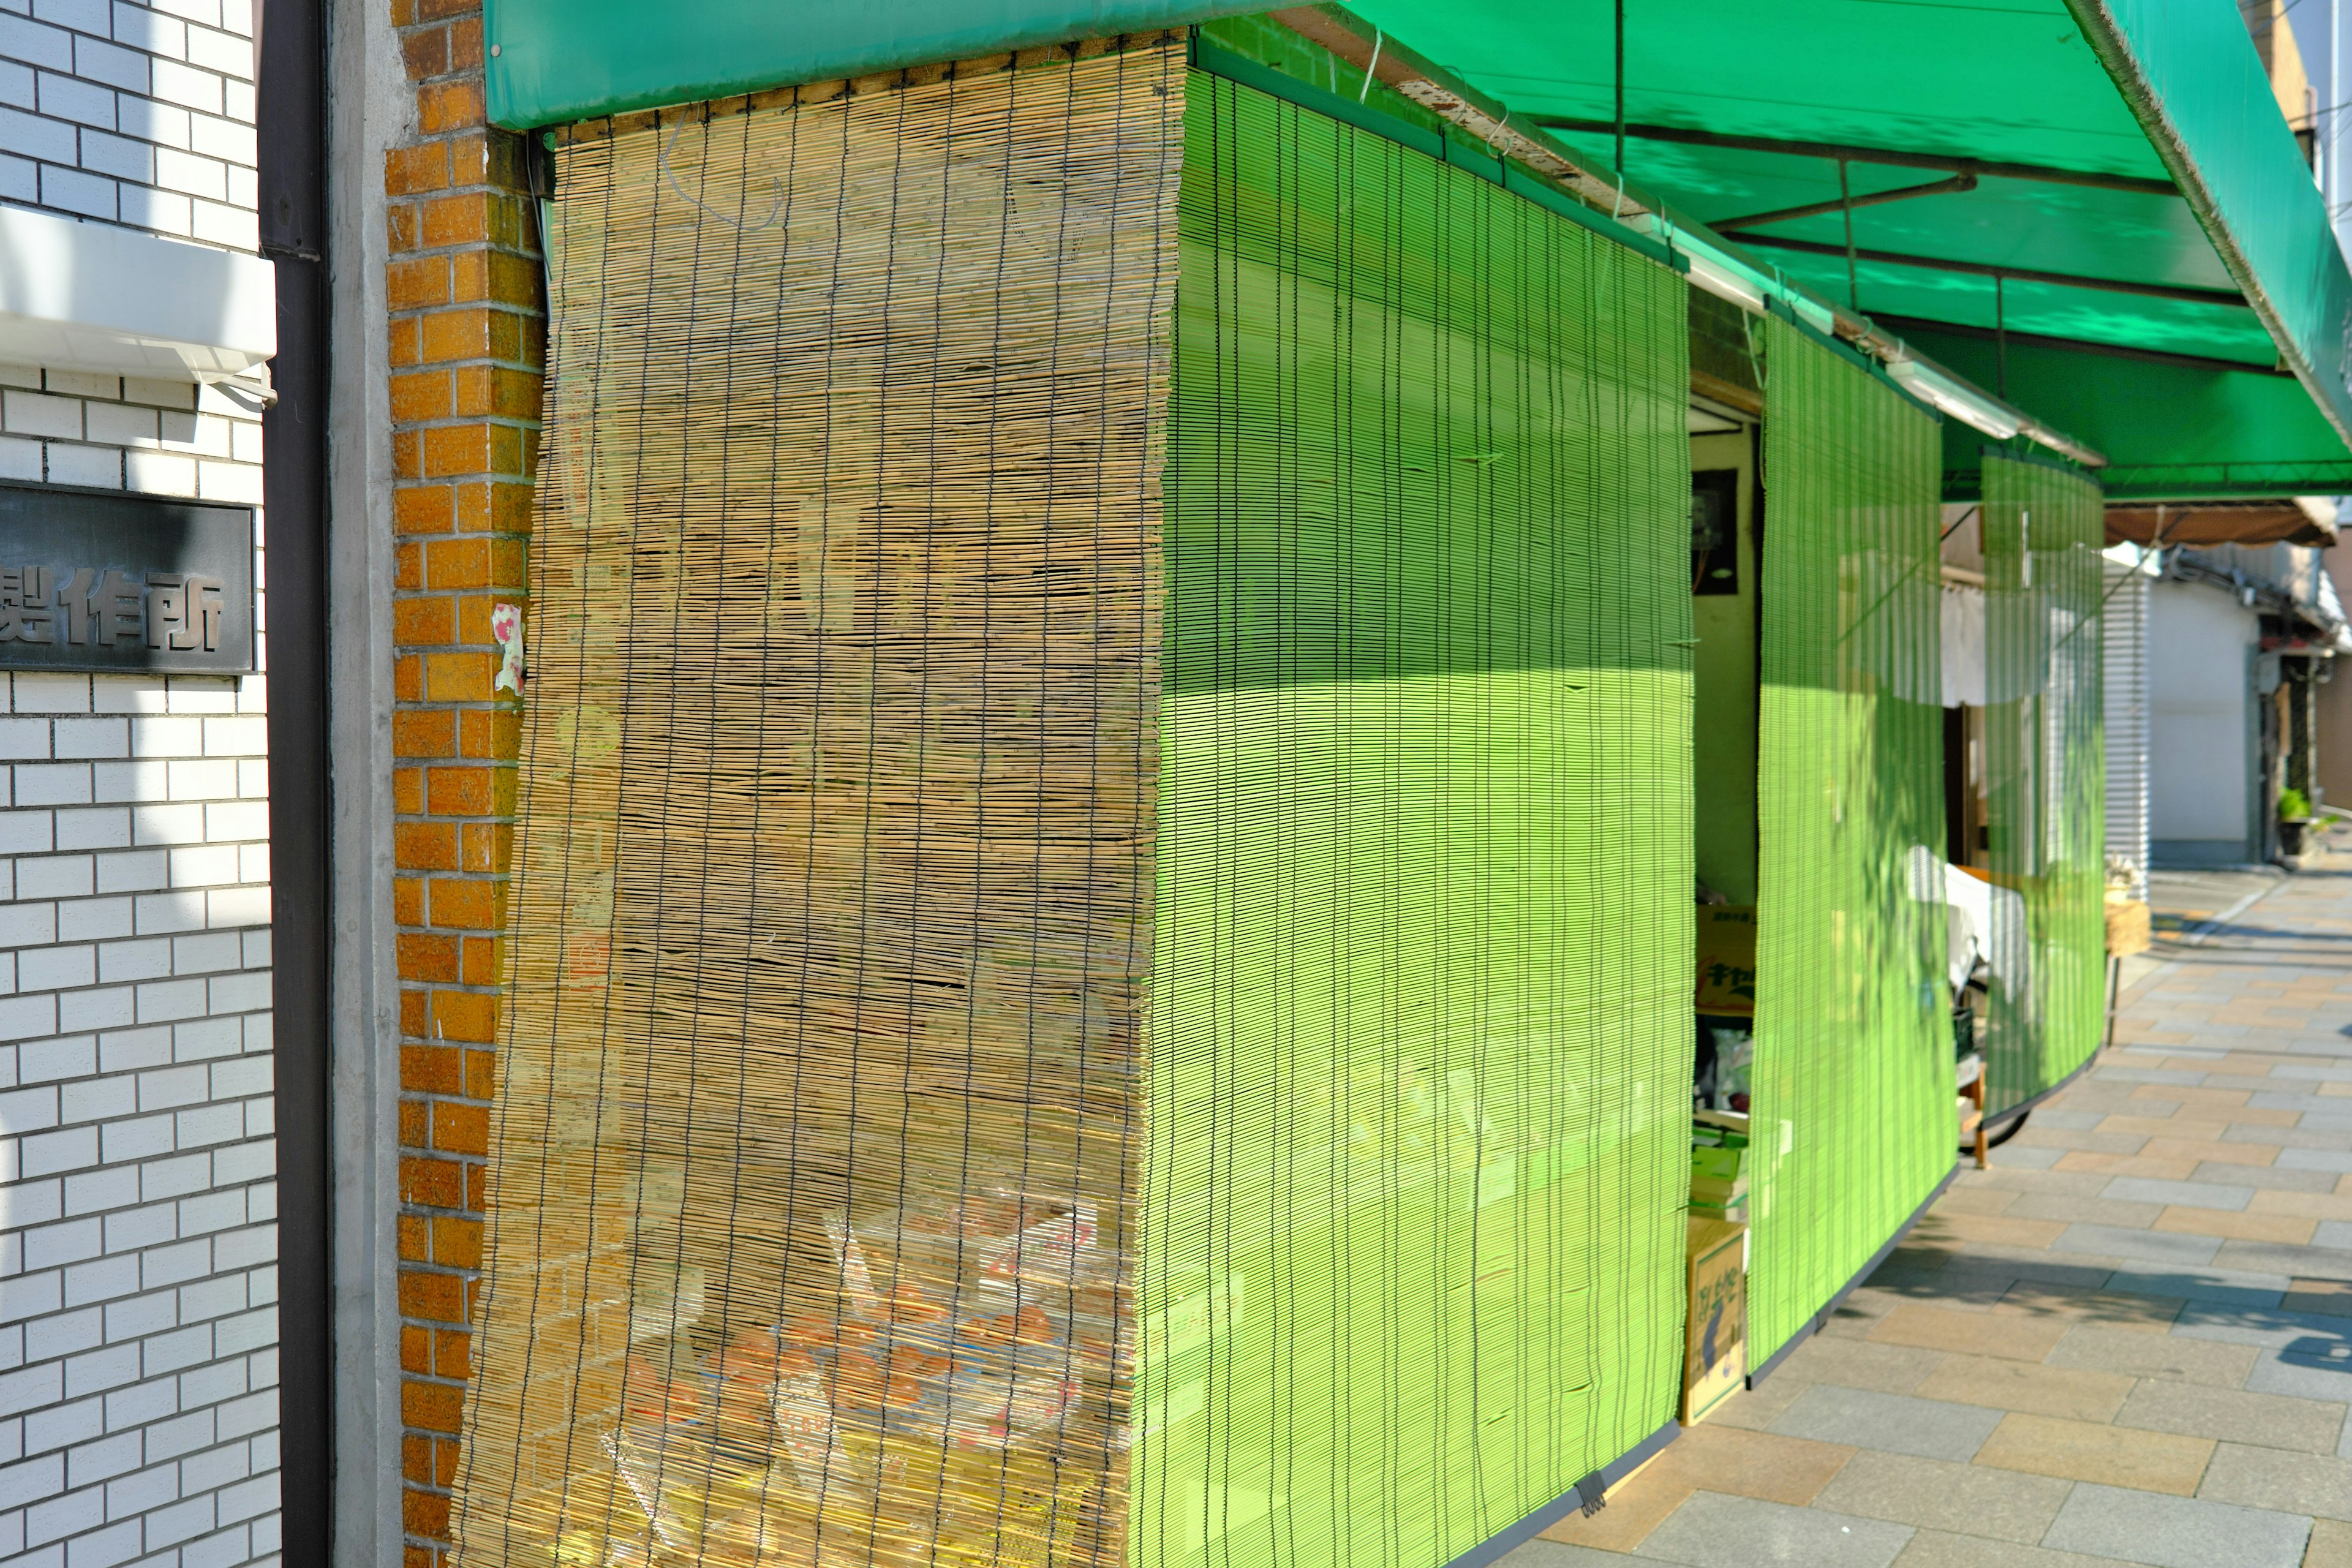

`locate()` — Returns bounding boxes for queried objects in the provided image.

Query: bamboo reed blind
[1136,70,1693,1568]
[1748,318,1951,1365]
[453,42,1185,1568]
[1981,453,2106,1117]
[456,31,1700,1568]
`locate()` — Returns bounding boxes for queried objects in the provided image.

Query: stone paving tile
[1865,1303,2070,1362]
[1766,1387,2003,1462]
[1874,1257,2115,1297]
[1902,1212,2067,1250]
[2231,1123,2352,1150]
[2098,1115,2230,1142]
[2049,1085,2169,1112]
[2150,1205,2318,1245]
[2300,1115,2352,1137]
[2136,1084,2255,1107]
[2198,1442,2352,1523]
[1883,1531,2141,1568]
[1827,1285,1915,1322]
[2172,1302,2352,1347]
[1540,1424,1858,1554]
[1701,1371,1811,1433]
[2144,1135,2280,1164]
[1910,1354,2133,1421]
[1988,1144,2065,1169]
[2304,1517,2352,1568]
[2190,1160,2336,1190]
[2041,1482,2310,1568]
[2112,1377,2346,1452]
[2049,1223,2222,1265]
[1773,1336,1946,1396]
[2104,1176,2255,1210]
[1499,1542,1637,1568]
[2286,1279,2352,1317]
[1865,1270,2022,1309]
[1957,1167,2120,1198]
[2204,1107,2298,1128]
[2017,1128,2152,1155]
[2215,1239,2352,1279]
[2001,1193,2167,1229]
[1991,1279,2185,1332]
[1927,1186,2017,1217]
[2250,1190,2352,1221]
[2283,1150,2352,1174]
[1630,1492,1913,1567]
[2052,1152,2199,1180]
[2244,1349,2352,1403]
[2101,1263,2291,1306]
[1973,1412,2214,1494]
[1809,1449,2070,1544]
[2041,1323,2258,1387]
[2253,1092,2352,1114]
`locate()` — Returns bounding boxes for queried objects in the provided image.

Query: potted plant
[2279,787,2315,858]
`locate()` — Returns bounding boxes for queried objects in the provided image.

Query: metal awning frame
[1262,4,2108,467]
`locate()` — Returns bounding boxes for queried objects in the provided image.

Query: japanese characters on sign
[0,483,254,674]
[0,568,230,652]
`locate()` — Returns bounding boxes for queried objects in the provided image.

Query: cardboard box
[2105,896,2150,958]
[1683,1216,1747,1425]
[1694,907,1757,1016]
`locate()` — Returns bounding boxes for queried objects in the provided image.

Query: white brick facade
[0,0,276,1559]
[0,371,265,500]
[0,0,257,250]
[0,391,276,1568]
[0,663,277,1568]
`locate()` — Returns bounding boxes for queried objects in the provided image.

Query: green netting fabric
[1137,68,1694,1568]
[1749,317,1951,1366]
[1980,453,2107,1117]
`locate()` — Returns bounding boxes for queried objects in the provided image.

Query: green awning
[481,0,1251,127]
[1341,0,2352,491]
[1900,323,2352,499]
[483,0,2352,494]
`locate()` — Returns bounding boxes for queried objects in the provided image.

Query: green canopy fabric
[1748,313,1951,1368]
[484,0,2352,494]
[1342,0,2352,491]
[1144,67,1695,1564]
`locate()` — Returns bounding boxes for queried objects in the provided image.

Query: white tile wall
[0,0,257,249]
[0,0,277,1553]
[0,370,276,1564]
[0,368,263,499]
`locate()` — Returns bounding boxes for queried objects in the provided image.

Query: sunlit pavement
[1511,844,2352,1567]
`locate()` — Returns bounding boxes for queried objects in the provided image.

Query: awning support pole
[1712,170,1977,231]
[1839,156,1859,309]
[1613,0,1626,176]
[1996,273,2008,401]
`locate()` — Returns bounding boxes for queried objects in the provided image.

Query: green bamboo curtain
[1981,453,2108,1117]
[1749,318,1951,1365]
[1138,66,1694,1568]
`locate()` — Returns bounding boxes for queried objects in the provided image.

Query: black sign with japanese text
[0,481,254,674]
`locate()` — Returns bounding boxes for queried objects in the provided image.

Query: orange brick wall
[385,0,544,1559]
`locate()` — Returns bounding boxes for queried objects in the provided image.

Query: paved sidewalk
[1510,850,2352,1567]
